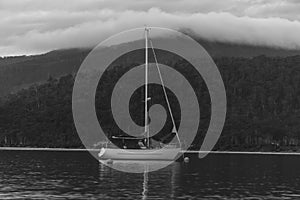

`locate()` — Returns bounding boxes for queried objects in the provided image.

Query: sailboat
[98,27,181,161]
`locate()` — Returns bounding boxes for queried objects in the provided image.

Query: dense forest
[0,55,300,151]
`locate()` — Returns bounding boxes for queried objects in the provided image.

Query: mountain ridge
[1,39,300,97]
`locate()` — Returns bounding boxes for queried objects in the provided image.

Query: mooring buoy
[184,157,190,163]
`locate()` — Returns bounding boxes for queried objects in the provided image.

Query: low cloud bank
[1,5,300,56]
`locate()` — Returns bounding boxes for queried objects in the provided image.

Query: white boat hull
[98,147,181,161]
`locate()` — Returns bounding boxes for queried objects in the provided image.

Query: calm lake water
[1,151,300,199]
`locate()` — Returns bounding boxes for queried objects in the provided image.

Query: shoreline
[1,147,300,155]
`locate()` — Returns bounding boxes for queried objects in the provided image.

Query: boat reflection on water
[142,166,149,200]
[99,159,175,173]
[98,160,181,200]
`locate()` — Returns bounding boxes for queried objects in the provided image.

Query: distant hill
[0,48,90,96]
[1,55,300,150]
[1,38,300,97]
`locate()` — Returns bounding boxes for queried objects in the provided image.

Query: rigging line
[148,38,182,148]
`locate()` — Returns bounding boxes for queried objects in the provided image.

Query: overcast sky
[1,0,300,56]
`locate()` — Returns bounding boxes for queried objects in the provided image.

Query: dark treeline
[0,55,300,151]
[215,55,300,151]
[0,75,82,148]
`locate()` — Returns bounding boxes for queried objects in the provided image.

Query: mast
[145,27,150,148]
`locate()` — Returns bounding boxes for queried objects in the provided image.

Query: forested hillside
[0,55,300,151]
[1,38,300,97]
